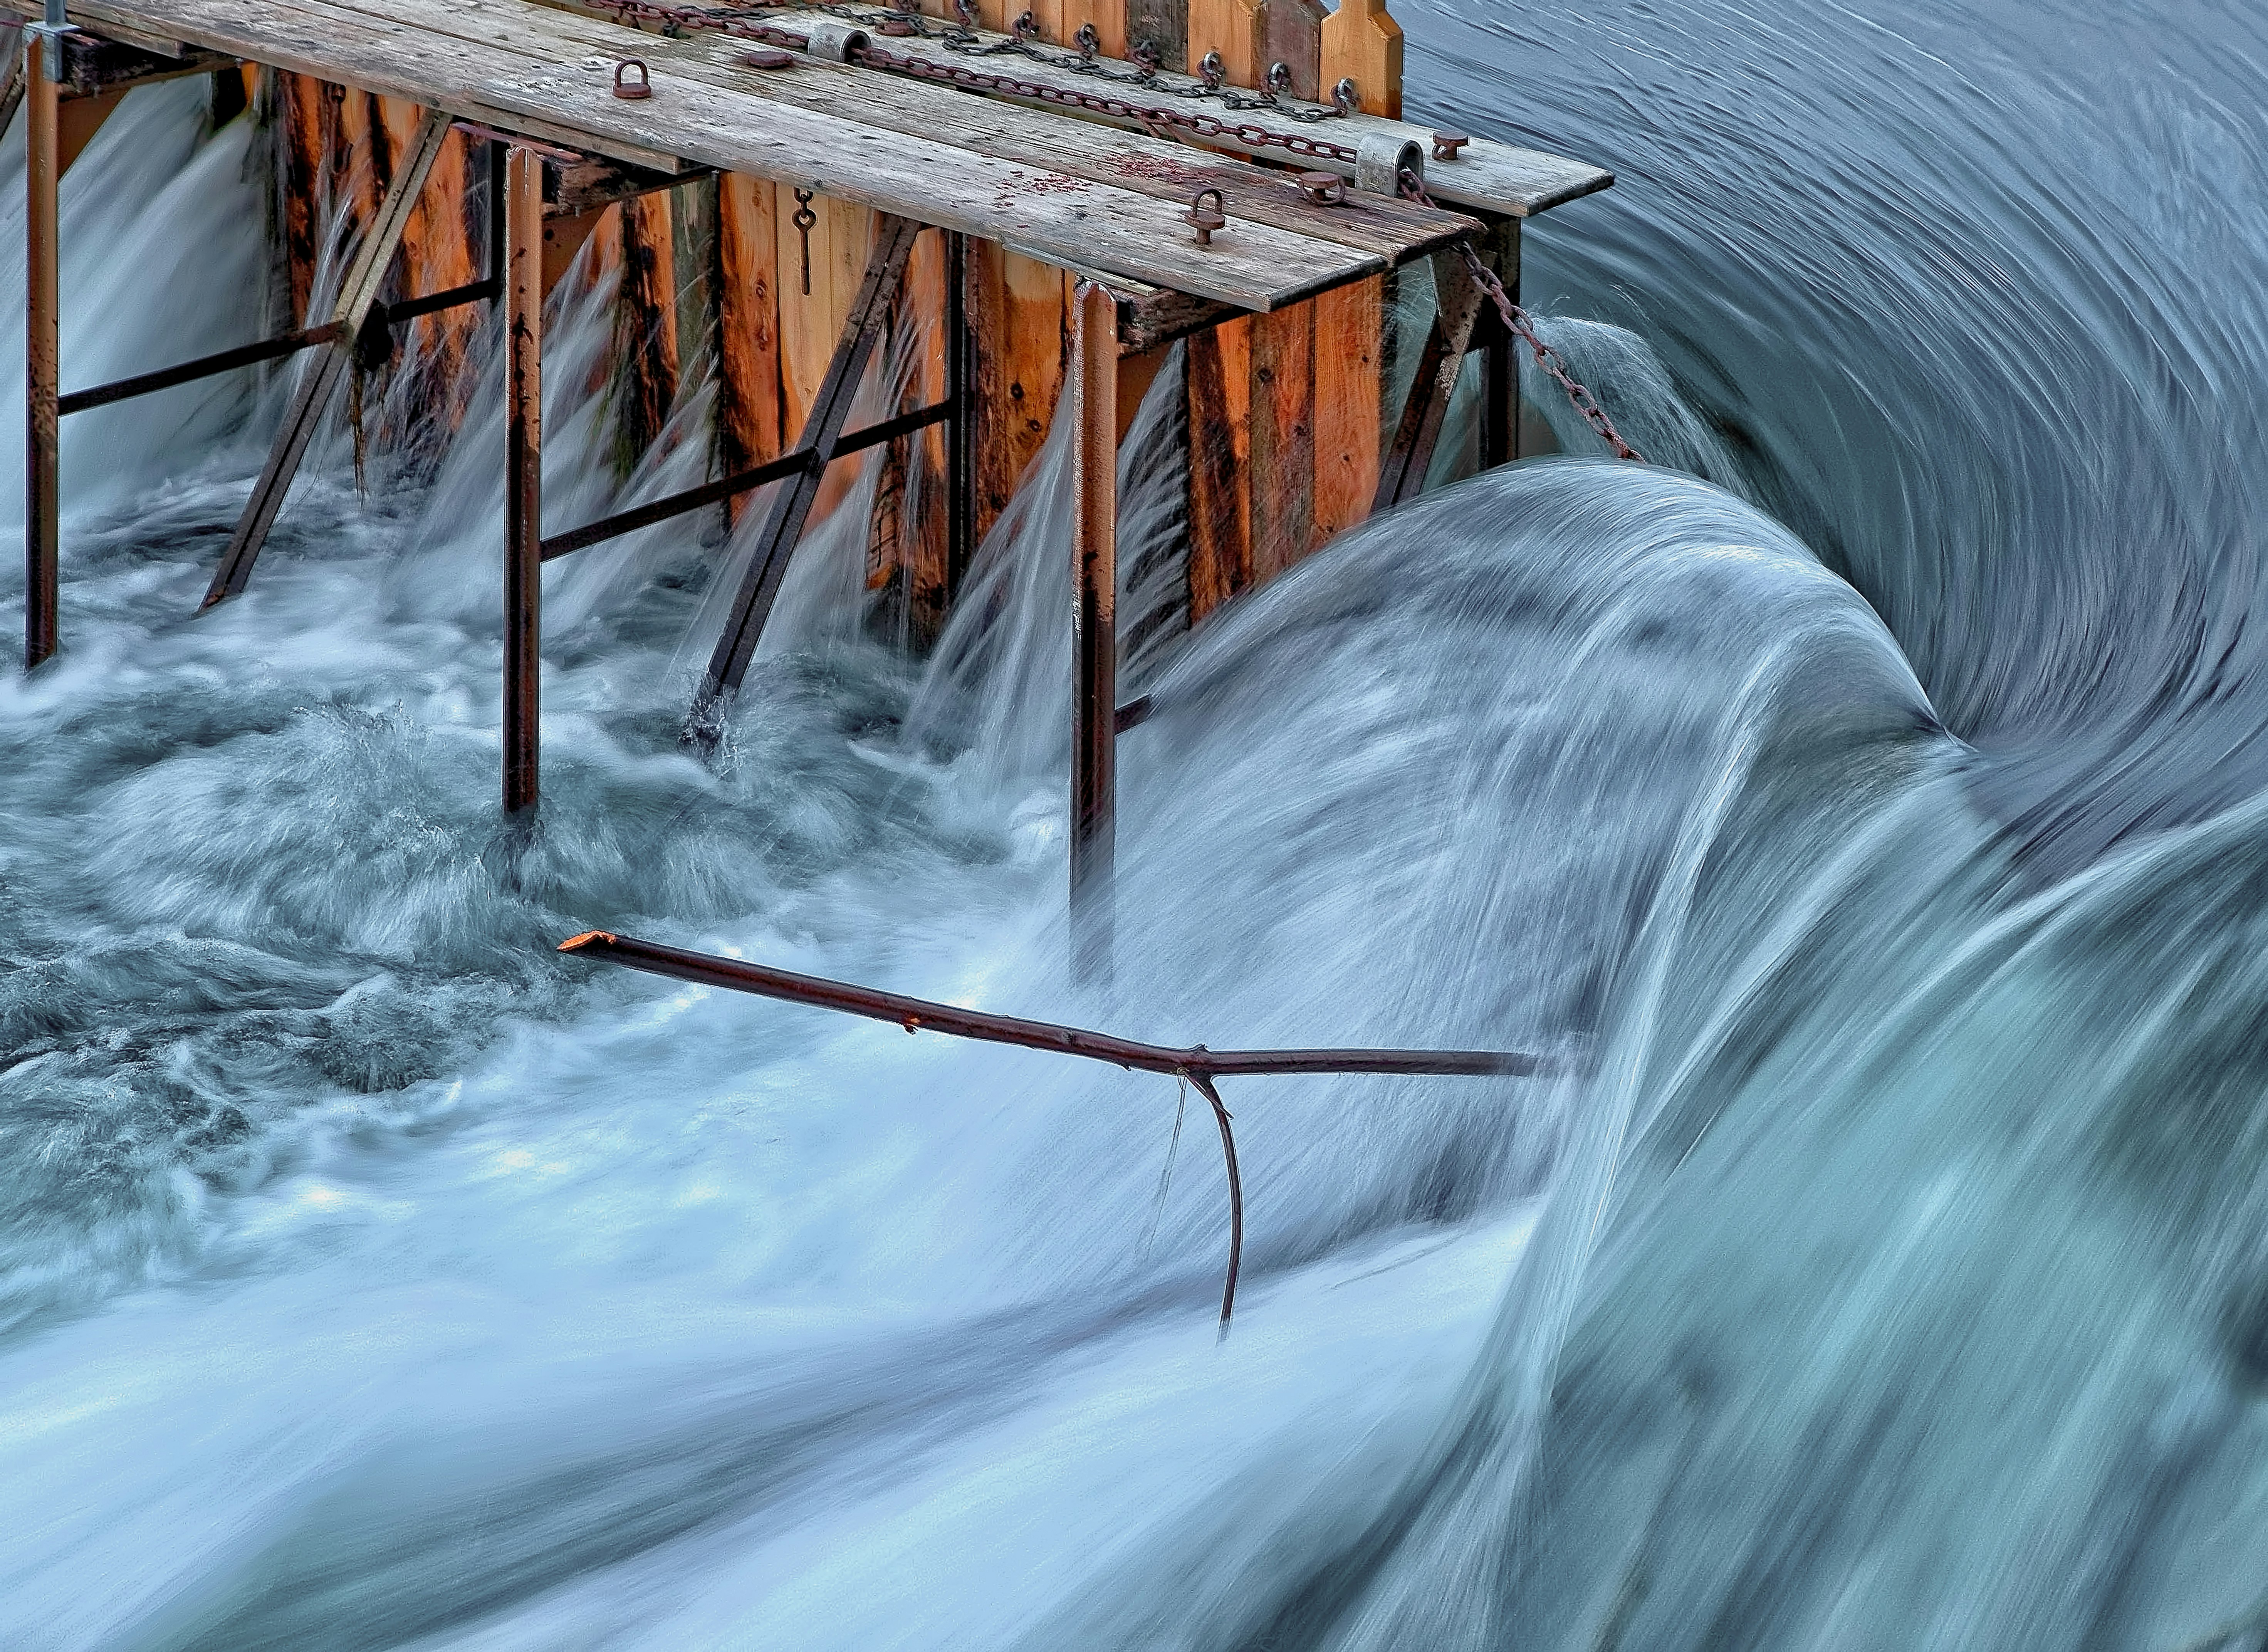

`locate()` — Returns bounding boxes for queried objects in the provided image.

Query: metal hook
[611,57,651,98]
[1331,76,1360,116]
[1198,50,1224,89]
[1183,186,1227,247]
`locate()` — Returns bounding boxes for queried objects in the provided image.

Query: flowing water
[3,0,2267,1644]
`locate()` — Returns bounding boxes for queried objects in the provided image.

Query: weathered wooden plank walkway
[12,0,1616,977]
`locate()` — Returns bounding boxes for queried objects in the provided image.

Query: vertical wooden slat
[673,175,717,391]
[1318,0,1401,116]
[1185,317,1250,623]
[502,144,544,815]
[715,172,783,527]
[969,240,1068,544]
[1247,301,1313,583]
[612,190,679,472]
[1187,0,1261,84]
[776,191,875,529]
[1069,281,1118,984]
[24,35,58,669]
[378,96,477,423]
[1312,274,1383,545]
[280,74,327,322]
[1257,0,1322,101]
[896,227,951,643]
[1125,0,1188,70]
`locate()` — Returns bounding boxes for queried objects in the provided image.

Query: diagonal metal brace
[201,106,452,610]
[690,212,923,727]
[1373,241,1487,510]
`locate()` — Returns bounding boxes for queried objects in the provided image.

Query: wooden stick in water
[558,928,1550,1328]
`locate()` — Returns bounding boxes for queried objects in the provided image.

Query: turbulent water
[3,0,2267,1644]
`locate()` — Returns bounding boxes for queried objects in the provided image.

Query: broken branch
[557,929,1551,1328]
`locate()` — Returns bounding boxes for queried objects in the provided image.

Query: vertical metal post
[1069,280,1118,984]
[1480,216,1522,469]
[502,145,543,815]
[24,31,59,669]
[945,230,975,594]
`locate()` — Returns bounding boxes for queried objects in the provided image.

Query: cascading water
[4,0,2267,1644]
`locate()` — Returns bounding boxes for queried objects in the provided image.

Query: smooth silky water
[4,0,2267,1643]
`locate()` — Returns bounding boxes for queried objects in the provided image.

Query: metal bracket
[1354,133,1423,196]
[27,0,77,82]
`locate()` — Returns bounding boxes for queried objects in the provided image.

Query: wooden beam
[970,242,1068,546]
[695,213,922,712]
[1248,299,1313,582]
[1318,0,1400,118]
[52,31,232,97]
[1186,316,1251,623]
[1312,274,1383,544]
[714,171,783,527]
[202,104,452,607]
[1069,280,1118,984]
[1374,246,1484,510]
[1257,0,1322,102]
[503,142,542,813]
[24,33,58,668]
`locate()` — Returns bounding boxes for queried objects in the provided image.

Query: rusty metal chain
[593,0,1358,159]
[1398,168,1644,463]
[852,40,1358,160]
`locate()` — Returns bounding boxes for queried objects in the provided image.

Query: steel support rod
[539,399,951,564]
[24,31,59,670]
[202,105,452,609]
[57,280,496,418]
[1070,280,1118,985]
[1480,217,1522,468]
[693,212,922,716]
[502,144,544,816]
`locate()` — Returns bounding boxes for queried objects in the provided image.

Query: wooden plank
[1069,280,1117,982]
[503,142,542,813]
[1187,0,1261,84]
[394,0,1472,269]
[1311,272,1381,543]
[1124,0,1186,72]
[17,0,1382,307]
[763,11,1604,217]
[612,189,678,467]
[1375,248,1483,509]
[1247,297,1312,581]
[1257,0,1321,102]
[202,105,452,606]
[969,241,1067,544]
[1185,315,1250,623]
[1318,0,1398,118]
[698,214,922,706]
[714,171,782,524]
[0,34,25,142]
[25,34,57,668]
[56,87,124,173]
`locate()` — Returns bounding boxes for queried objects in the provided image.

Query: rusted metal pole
[1070,280,1118,984]
[502,144,544,815]
[24,30,59,670]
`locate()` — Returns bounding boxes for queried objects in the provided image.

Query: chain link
[1397,168,1643,463]
[593,0,1359,161]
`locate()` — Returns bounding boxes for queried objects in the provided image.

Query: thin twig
[557,929,1552,1328]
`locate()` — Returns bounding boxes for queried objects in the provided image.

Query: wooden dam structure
[6,0,1610,967]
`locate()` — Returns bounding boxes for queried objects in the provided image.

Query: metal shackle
[1354,133,1424,196]
[803,18,870,60]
